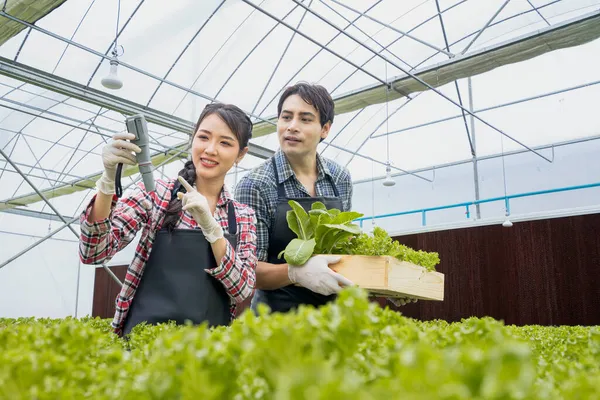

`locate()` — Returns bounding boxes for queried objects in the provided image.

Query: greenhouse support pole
[0,146,124,286]
[0,216,78,270]
[74,259,81,318]
[468,77,481,219]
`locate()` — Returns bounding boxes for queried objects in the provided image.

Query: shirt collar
[217,184,233,207]
[273,149,333,184]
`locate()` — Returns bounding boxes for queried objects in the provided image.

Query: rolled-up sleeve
[79,184,152,265]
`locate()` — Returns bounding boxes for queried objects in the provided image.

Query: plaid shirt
[234,150,352,262]
[79,178,257,336]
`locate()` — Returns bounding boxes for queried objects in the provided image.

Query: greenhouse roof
[1,0,599,221]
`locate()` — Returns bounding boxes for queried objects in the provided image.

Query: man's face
[277,94,330,159]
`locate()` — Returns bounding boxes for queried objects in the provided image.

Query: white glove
[288,255,354,296]
[176,176,224,243]
[96,132,141,195]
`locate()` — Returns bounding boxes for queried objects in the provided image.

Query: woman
[79,103,257,337]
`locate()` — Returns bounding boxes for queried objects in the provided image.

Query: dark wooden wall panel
[385,213,600,326]
[92,265,127,319]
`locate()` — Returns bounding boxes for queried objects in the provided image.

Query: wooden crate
[329,255,444,301]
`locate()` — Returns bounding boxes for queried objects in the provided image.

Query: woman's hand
[89,132,141,222]
[96,132,141,195]
[177,176,224,243]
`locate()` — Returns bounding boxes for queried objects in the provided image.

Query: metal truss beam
[240,0,387,86]
[0,216,78,270]
[0,143,123,285]
[434,0,473,156]
[460,0,511,55]
[2,207,77,223]
[0,9,278,130]
[0,142,193,284]
[327,0,454,57]
[286,0,551,163]
[0,55,273,160]
[372,79,600,138]
[353,135,600,185]
[0,56,274,209]
[0,0,67,46]
[252,0,387,122]
[250,9,600,138]
[0,141,188,211]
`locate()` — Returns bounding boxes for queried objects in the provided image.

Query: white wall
[0,211,142,319]
[351,138,600,235]
[0,213,93,318]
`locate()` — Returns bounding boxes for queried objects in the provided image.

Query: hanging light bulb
[103,0,124,90]
[101,56,123,90]
[383,162,395,187]
[502,211,513,227]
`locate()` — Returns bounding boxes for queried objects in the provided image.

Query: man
[235,82,354,313]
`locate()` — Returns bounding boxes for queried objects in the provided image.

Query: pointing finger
[177,176,194,192]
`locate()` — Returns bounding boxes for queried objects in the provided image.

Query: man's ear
[236,146,249,164]
[320,121,331,140]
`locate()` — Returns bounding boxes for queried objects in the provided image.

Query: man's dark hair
[277,82,335,127]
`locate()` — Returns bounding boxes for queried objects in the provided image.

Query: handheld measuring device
[115,114,155,196]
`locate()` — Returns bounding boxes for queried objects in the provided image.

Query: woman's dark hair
[161,102,252,232]
[277,82,335,127]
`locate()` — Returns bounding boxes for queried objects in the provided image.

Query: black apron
[122,200,237,336]
[251,157,344,314]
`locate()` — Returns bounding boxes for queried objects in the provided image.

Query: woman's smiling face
[191,113,244,180]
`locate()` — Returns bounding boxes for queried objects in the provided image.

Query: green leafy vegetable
[280,201,439,271]
[280,200,364,265]
[279,238,316,264]
[336,226,441,271]
[1,288,598,399]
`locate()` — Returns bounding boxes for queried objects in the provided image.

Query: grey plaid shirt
[234,150,353,262]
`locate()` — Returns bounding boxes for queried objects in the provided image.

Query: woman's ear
[236,146,249,164]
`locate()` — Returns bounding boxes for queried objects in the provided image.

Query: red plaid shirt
[78,178,257,336]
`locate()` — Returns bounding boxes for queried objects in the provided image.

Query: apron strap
[271,157,286,199]
[327,174,340,197]
[271,156,340,199]
[227,202,237,235]
[172,178,237,236]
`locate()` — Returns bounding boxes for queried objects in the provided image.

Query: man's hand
[176,176,224,243]
[288,255,354,296]
[96,132,141,195]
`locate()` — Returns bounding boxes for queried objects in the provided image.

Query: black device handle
[115,163,124,198]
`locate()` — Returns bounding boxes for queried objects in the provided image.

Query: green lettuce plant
[279,200,362,265]
[1,287,598,399]
[280,200,440,271]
